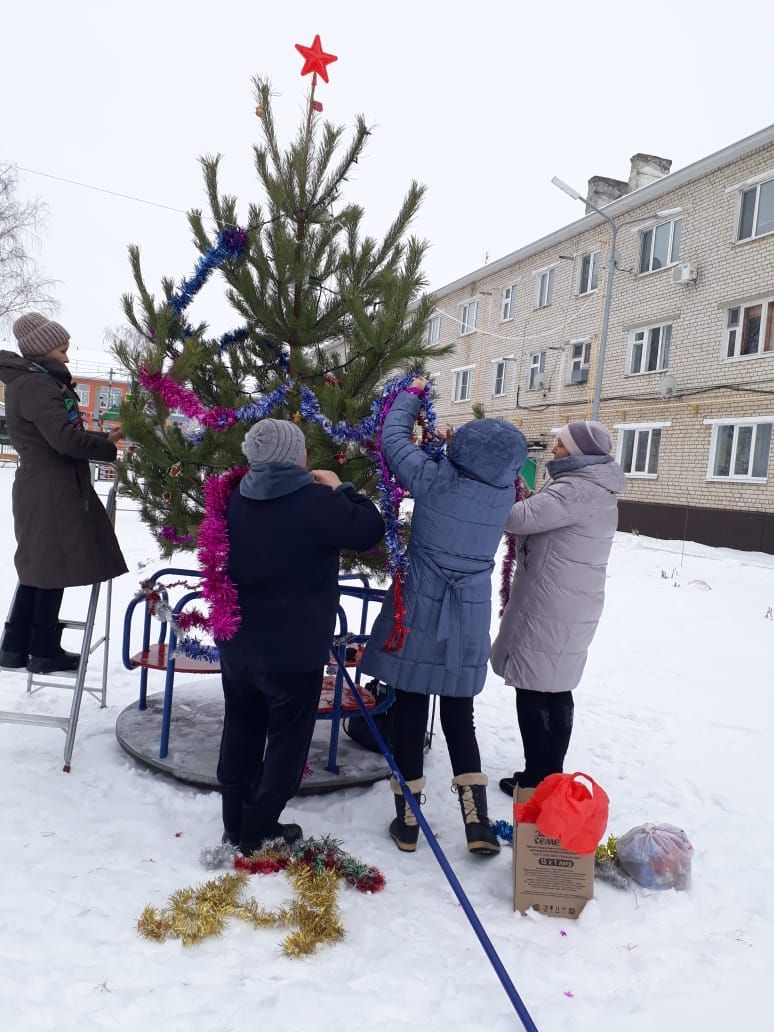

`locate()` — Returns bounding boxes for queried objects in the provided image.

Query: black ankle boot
[499,771,525,797]
[388,776,425,852]
[27,625,81,675]
[0,623,29,669]
[27,651,81,675]
[239,802,304,855]
[452,774,500,856]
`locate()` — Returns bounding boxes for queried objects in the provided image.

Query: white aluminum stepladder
[0,464,118,771]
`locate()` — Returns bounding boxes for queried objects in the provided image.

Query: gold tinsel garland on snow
[138,859,343,958]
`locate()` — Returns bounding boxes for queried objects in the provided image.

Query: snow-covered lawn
[0,464,771,1032]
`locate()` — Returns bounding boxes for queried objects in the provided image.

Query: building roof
[430,123,774,303]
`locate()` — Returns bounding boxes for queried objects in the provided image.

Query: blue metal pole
[339,664,540,1032]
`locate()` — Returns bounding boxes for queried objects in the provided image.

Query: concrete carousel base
[115,680,391,793]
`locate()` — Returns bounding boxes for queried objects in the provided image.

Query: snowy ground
[0,463,772,1032]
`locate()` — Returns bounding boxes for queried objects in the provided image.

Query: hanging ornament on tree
[169,462,183,478]
[335,450,347,465]
[162,490,173,504]
[255,105,266,118]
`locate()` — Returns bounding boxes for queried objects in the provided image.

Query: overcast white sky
[2,0,773,370]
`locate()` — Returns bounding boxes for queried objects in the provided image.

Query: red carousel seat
[129,644,221,675]
[317,676,375,715]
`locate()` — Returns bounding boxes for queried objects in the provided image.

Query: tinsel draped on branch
[139,369,442,660]
[499,476,525,617]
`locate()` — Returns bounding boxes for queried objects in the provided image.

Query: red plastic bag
[514,772,609,855]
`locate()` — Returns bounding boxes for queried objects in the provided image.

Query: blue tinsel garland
[152,225,443,663]
[492,820,514,845]
[169,227,248,316]
[175,374,444,663]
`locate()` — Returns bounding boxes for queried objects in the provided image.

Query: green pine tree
[114,76,450,568]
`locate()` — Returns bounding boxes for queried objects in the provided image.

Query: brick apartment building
[420,124,774,553]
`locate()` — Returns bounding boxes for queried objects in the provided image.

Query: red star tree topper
[295,34,338,83]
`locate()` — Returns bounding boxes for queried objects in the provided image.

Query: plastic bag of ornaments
[616,823,693,890]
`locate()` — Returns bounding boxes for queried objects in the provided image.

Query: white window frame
[578,251,600,295]
[614,421,670,479]
[627,323,672,376]
[704,417,774,483]
[500,284,516,322]
[460,300,478,336]
[451,365,474,403]
[567,339,591,384]
[426,315,441,347]
[528,351,546,390]
[97,386,123,410]
[73,384,90,407]
[736,178,774,242]
[492,358,508,397]
[638,218,682,274]
[533,266,555,309]
[723,298,774,361]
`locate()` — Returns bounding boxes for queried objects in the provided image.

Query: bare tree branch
[0,164,57,332]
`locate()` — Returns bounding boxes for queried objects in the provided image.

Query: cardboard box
[513,787,594,919]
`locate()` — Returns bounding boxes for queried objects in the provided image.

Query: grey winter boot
[451,773,500,856]
[389,775,426,852]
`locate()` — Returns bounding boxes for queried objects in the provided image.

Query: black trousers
[217,662,323,840]
[516,688,574,789]
[3,585,64,653]
[392,688,481,782]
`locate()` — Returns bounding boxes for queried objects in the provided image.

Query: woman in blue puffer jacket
[360,378,527,855]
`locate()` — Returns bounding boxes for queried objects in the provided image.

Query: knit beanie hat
[241,418,307,466]
[557,420,612,457]
[13,312,71,359]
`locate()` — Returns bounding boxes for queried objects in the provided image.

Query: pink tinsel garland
[196,466,247,641]
[139,368,206,420]
[499,476,524,617]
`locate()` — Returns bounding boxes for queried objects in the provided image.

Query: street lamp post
[550,176,680,421]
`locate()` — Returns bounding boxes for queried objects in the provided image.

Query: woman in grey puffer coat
[491,420,626,796]
[360,379,527,855]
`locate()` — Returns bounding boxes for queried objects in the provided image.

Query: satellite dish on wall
[658,374,677,399]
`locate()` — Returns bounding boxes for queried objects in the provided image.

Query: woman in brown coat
[0,313,127,674]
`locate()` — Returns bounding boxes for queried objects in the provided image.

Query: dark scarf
[30,359,84,431]
[546,453,613,478]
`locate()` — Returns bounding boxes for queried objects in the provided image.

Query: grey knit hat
[241,418,307,466]
[558,420,612,457]
[13,312,71,359]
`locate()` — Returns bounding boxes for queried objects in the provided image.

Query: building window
[97,386,123,410]
[578,252,600,295]
[568,340,591,383]
[452,366,473,402]
[724,299,774,359]
[708,422,772,481]
[528,351,546,390]
[492,360,507,396]
[619,427,663,477]
[73,385,90,407]
[501,284,516,322]
[738,179,774,241]
[638,218,682,274]
[426,316,441,347]
[534,267,555,309]
[627,323,672,375]
[460,300,478,335]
